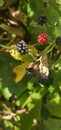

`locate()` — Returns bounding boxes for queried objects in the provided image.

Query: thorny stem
[36,41,56,62]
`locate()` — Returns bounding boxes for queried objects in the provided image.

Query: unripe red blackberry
[37,33,48,44]
[38,15,47,25]
[55,36,61,46]
[17,40,28,55]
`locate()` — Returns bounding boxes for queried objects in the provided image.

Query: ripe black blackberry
[55,36,61,46]
[38,15,47,25]
[26,67,33,75]
[39,75,48,85]
[17,40,28,55]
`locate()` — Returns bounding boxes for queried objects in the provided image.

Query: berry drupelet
[38,15,47,25]
[55,36,61,46]
[17,40,28,55]
[37,33,48,44]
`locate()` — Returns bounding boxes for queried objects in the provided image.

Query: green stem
[52,56,61,69]
[29,51,36,61]
[47,43,55,54]
[36,41,55,62]
[0,44,10,49]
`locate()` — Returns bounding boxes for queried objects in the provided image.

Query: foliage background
[0,0,61,130]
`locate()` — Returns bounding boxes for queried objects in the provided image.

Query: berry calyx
[37,33,48,44]
[55,36,61,46]
[17,40,28,55]
[38,15,47,25]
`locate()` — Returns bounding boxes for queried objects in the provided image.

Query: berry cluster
[55,36,61,46]
[37,33,48,44]
[38,15,47,25]
[17,40,28,55]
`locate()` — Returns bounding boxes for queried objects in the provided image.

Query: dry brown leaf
[9,8,27,26]
[0,23,25,37]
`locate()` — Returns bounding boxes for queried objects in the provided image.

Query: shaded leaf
[0,52,21,99]
[45,117,61,130]
[46,94,61,117]
[0,0,18,10]
[20,94,42,130]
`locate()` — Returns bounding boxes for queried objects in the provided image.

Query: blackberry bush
[0,0,61,130]
[17,40,28,55]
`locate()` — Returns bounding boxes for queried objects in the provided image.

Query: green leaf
[0,0,4,6]
[22,91,42,110]
[20,97,42,130]
[0,52,21,99]
[46,94,61,117]
[10,47,22,61]
[2,87,12,99]
[45,117,61,130]
[55,0,61,5]
[28,45,38,56]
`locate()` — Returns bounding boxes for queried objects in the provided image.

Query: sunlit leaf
[46,94,61,117]
[10,47,22,61]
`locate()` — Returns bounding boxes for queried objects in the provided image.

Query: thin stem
[36,41,55,62]
[29,51,36,61]
[52,56,61,69]
[47,43,55,54]
[0,44,10,49]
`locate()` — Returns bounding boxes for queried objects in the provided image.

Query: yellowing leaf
[28,45,38,56]
[13,62,30,83]
[10,46,22,61]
